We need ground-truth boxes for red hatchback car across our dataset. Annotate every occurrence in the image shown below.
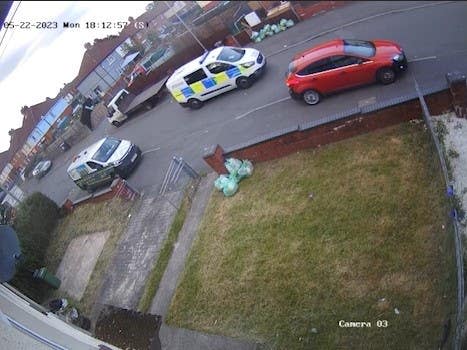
[286,39,408,105]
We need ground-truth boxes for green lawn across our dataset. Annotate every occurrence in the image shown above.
[166,123,456,349]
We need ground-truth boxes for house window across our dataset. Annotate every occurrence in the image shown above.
[93,86,104,97]
[106,56,115,65]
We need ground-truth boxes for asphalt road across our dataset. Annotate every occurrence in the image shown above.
[22,1,467,205]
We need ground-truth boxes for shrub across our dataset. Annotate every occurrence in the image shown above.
[10,192,59,301]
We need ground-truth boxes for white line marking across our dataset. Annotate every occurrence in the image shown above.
[235,96,291,120]
[408,56,437,62]
[142,147,161,155]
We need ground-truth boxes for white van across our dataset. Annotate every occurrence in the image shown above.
[166,46,266,109]
[67,137,141,192]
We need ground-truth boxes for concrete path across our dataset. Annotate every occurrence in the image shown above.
[97,186,184,310]
[149,172,257,350]
[149,173,215,316]
[159,324,256,350]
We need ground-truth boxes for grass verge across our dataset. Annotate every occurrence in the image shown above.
[166,123,457,349]
[137,180,198,313]
[45,197,136,315]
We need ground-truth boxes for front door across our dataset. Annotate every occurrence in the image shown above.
[328,55,373,89]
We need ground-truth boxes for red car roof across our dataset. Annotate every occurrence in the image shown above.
[291,39,344,73]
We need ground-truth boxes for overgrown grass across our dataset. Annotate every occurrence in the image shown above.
[45,197,136,315]
[167,123,457,349]
[137,181,198,313]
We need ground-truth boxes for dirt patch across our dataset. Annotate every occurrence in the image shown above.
[95,305,162,350]
[56,231,110,300]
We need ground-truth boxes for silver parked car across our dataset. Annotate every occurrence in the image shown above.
[32,160,52,179]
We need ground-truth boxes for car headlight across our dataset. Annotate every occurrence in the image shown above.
[393,53,404,62]
[241,61,255,69]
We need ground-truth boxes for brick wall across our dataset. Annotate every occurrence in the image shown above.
[61,177,139,214]
[204,88,456,174]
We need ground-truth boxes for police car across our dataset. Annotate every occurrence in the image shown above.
[166,46,266,109]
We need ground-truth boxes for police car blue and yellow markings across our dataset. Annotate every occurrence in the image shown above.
[171,66,249,102]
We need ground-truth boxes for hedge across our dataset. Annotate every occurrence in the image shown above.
[10,192,59,301]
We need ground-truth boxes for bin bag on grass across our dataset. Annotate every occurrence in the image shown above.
[225,158,242,176]
[223,177,239,197]
[214,174,229,191]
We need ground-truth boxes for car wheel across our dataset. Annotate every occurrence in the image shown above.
[236,76,252,89]
[112,121,121,127]
[188,98,203,110]
[303,90,321,105]
[144,100,153,110]
[377,67,396,85]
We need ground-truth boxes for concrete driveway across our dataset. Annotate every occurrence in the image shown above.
[21,1,467,204]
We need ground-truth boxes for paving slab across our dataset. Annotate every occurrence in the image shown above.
[56,231,110,300]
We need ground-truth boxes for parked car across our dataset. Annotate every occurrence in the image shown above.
[285,39,408,105]
[32,160,52,179]
[67,137,141,192]
[166,46,266,109]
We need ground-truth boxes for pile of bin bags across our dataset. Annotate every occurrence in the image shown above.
[214,158,254,197]
[250,19,295,43]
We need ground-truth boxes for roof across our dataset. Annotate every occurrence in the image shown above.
[67,138,106,172]
[203,47,223,65]
[2,96,59,169]
[77,35,127,80]
[72,6,167,88]
[291,39,343,70]
[0,151,8,171]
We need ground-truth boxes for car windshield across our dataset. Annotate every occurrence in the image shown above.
[343,39,376,58]
[217,47,245,62]
[38,161,48,171]
[34,162,45,171]
[92,138,121,162]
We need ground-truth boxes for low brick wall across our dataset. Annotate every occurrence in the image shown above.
[203,85,460,174]
[61,178,139,214]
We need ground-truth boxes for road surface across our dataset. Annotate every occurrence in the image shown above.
[22,1,467,204]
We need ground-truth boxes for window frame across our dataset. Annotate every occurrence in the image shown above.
[183,68,208,85]
[106,55,116,66]
[86,161,103,171]
[205,62,235,75]
[329,55,362,69]
[296,58,334,76]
